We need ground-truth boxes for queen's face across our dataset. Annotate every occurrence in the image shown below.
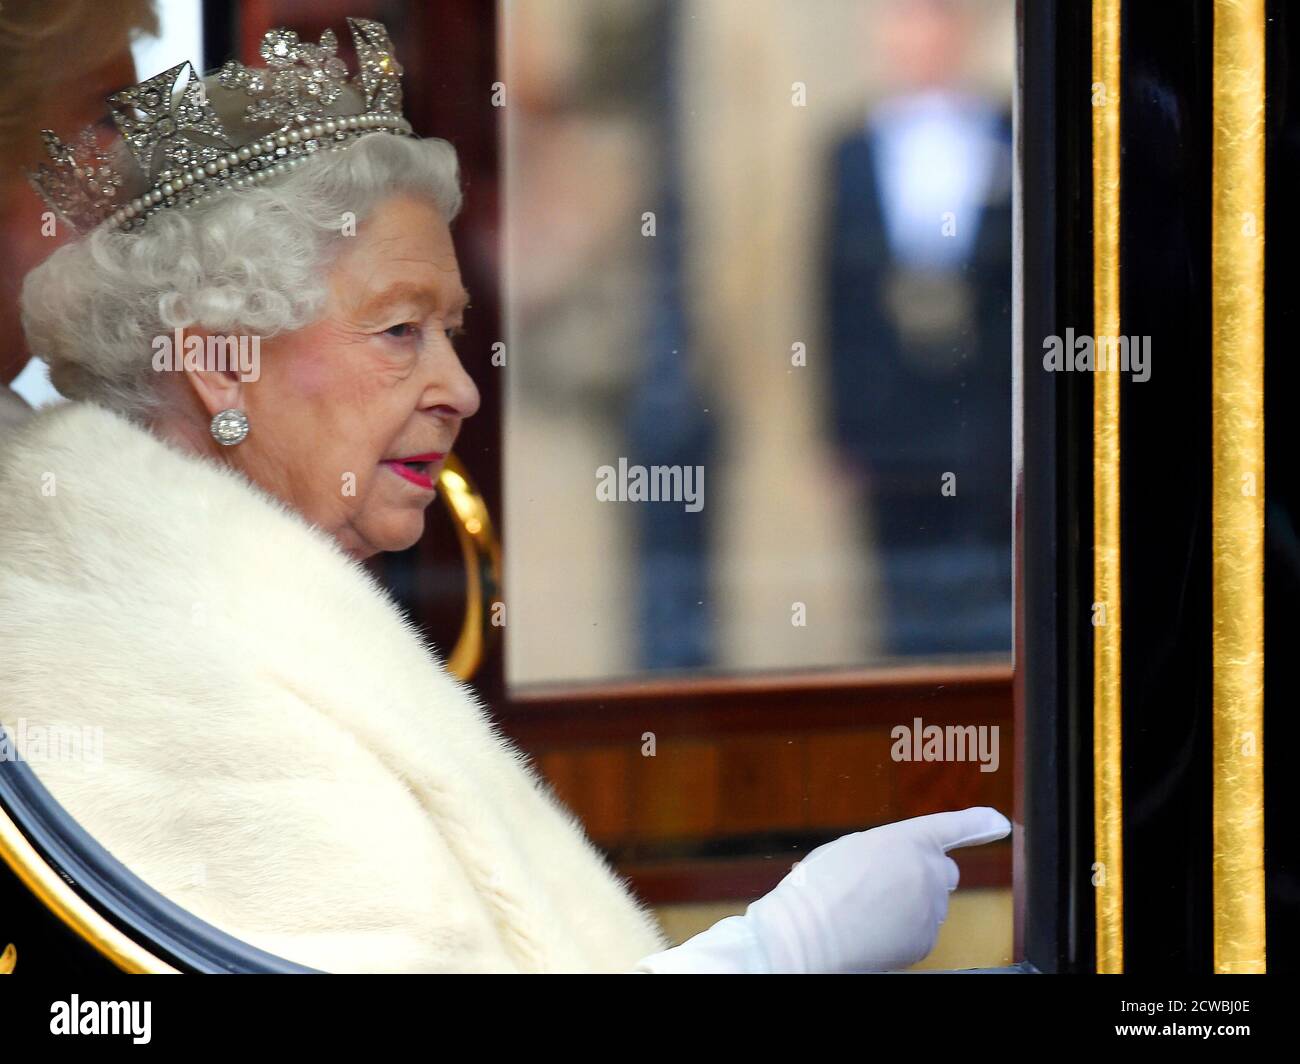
[226,194,479,559]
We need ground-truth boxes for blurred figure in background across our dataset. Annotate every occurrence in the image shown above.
[825,0,1013,656]
[505,1,713,678]
[0,0,156,429]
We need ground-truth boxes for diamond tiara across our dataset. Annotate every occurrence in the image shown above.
[28,17,414,235]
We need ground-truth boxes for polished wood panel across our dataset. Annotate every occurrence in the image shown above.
[515,666,1013,903]
[623,846,1012,907]
[500,662,1011,739]
[805,730,895,828]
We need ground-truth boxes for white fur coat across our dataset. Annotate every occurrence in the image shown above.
[0,401,670,972]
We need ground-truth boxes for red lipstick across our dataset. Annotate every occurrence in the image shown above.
[381,452,445,491]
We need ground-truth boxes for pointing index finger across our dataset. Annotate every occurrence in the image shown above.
[907,807,1012,852]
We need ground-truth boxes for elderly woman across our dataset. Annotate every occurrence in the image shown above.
[0,19,1008,973]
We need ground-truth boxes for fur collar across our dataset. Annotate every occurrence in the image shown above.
[0,401,668,972]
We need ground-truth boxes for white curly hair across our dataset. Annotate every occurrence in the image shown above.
[20,130,462,421]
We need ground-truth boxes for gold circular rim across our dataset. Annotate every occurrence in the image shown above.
[0,798,176,973]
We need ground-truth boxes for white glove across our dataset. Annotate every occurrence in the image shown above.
[633,806,1010,973]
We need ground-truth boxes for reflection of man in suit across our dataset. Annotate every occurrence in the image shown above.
[826,0,1012,657]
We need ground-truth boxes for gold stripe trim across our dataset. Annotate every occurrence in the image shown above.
[0,800,176,973]
[1092,0,1124,975]
[1211,0,1267,974]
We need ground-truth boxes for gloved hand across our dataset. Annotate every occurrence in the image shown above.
[632,806,1010,973]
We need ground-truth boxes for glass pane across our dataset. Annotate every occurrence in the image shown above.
[502,0,1015,684]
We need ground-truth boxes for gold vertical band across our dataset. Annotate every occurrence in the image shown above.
[1091,0,1124,975]
[1211,0,1267,974]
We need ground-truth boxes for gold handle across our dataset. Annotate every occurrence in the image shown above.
[0,942,15,974]
[437,455,502,681]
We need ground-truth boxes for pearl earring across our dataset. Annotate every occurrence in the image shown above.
[210,409,249,446]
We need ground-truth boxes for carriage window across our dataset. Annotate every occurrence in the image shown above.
[502,0,1015,684]
[0,0,1018,976]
